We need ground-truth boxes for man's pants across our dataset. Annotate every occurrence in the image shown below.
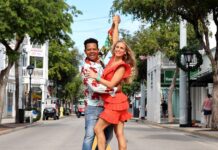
[82,105,113,150]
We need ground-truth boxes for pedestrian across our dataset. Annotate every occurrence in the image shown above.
[138,105,142,119]
[161,100,168,118]
[81,15,121,150]
[202,94,213,128]
[86,39,137,150]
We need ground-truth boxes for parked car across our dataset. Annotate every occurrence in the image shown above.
[43,107,59,120]
[75,99,85,118]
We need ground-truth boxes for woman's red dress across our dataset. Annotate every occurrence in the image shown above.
[99,57,132,124]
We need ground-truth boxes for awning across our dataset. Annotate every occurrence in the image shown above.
[191,68,213,87]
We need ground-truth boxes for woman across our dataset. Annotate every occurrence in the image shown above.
[87,39,136,150]
[202,94,213,128]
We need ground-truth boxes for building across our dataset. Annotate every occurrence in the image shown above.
[0,36,49,119]
[147,51,179,123]
[146,15,216,124]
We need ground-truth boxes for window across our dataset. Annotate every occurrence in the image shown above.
[22,54,27,66]
[32,44,41,48]
[150,72,153,89]
[30,56,43,68]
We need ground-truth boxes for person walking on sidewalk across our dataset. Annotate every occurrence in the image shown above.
[81,15,120,150]
[202,94,213,128]
[161,100,168,118]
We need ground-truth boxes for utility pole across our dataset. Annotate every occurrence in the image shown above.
[179,20,188,127]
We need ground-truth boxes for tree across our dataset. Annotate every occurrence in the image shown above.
[112,0,218,128]
[114,5,198,123]
[48,39,82,103]
[65,75,83,104]
[0,0,81,123]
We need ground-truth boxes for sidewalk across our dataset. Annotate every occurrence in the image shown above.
[0,115,71,136]
[133,118,218,139]
[0,117,40,136]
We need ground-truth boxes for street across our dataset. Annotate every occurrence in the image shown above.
[0,116,218,150]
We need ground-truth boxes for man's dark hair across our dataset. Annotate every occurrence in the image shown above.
[84,38,98,49]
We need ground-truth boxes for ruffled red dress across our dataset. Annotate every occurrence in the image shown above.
[99,57,132,124]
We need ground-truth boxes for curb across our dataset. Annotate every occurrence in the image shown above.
[0,122,42,136]
[0,115,72,136]
[131,118,218,139]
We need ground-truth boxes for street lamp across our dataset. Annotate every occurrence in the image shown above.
[27,64,34,109]
[183,50,194,127]
[176,47,203,127]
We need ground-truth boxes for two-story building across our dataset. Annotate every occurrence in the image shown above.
[0,36,49,119]
[147,52,179,123]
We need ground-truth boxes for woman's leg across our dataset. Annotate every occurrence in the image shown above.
[208,115,211,127]
[114,121,127,150]
[205,115,209,127]
[94,118,110,150]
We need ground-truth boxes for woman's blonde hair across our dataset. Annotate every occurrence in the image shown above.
[112,39,137,84]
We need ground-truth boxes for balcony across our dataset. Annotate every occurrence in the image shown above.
[161,57,176,69]
[22,68,43,77]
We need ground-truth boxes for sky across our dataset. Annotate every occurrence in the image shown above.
[67,0,141,55]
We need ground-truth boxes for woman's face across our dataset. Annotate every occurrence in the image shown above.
[114,42,126,58]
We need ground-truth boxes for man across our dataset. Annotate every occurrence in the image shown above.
[81,15,120,150]
[161,100,168,118]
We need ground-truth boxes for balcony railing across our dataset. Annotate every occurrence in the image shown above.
[161,57,176,68]
[22,68,43,77]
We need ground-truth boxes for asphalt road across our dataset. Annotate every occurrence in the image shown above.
[0,116,218,150]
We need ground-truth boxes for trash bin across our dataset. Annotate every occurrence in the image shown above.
[18,109,25,123]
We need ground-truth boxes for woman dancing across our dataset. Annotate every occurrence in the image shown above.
[87,39,136,150]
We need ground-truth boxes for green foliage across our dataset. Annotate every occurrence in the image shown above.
[112,0,217,24]
[0,0,81,61]
[48,39,82,100]
[65,75,83,102]
[122,81,141,96]
[0,0,81,43]
[49,40,78,81]
[6,49,20,63]
[115,1,200,97]
[112,0,217,48]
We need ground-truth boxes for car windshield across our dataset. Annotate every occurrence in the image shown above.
[79,101,84,105]
[46,108,54,111]
[78,100,84,105]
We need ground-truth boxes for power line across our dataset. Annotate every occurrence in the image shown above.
[72,19,135,33]
[72,27,107,33]
[74,16,110,22]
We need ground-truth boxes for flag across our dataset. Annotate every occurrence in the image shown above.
[99,27,114,59]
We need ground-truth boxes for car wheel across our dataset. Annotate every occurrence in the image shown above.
[46,116,49,120]
[77,112,81,118]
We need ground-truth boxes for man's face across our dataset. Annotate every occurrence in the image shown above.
[85,43,99,62]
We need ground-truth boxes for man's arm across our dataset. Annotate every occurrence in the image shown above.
[86,79,117,95]
[81,66,117,94]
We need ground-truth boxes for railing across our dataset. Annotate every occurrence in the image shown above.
[22,68,43,77]
[161,57,176,67]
